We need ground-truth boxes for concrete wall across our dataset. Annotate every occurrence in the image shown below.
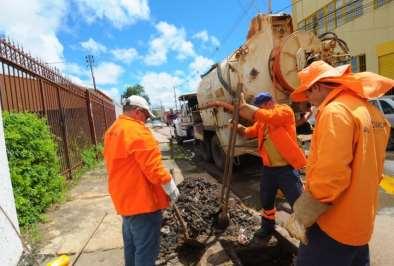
[0,105,23,265]
[292,0,394,73]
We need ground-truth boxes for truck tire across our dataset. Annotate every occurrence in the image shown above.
[211,135,225,170]
[196,139,212,162]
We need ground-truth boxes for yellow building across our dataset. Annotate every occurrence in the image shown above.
[292,0,394,79]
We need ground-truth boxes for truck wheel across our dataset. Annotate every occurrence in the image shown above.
[196,140,212,162]
[211,135,225,170]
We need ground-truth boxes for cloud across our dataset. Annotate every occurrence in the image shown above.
[144,21,195,66]
[75,0,150,28]
[62,62,91,86]
[193,31,209,42]
[81,38,107,54]
[187,56,214,90]
[140,72,182,107]
[63,61,123,89]
[189,56,214,75]
[94,62,124,85]
[210,36,220,47]
[193,30,220,48]
[111,48,138,63]
[0,0,66,63]
[68,74,89,87]
[101,87,121,103]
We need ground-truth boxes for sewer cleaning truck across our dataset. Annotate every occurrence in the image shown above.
[180,13,351,169]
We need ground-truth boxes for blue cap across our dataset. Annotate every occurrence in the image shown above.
[254,92,273,106]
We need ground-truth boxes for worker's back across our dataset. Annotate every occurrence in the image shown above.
[309,91,390,245]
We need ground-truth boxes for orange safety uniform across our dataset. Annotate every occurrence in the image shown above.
[307,87,390,245]
[244,104,307,170]
[103,115,171,216]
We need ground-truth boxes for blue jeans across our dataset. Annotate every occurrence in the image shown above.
[297,224,370,266]
[122,211,162,266]
[260,165,303,230]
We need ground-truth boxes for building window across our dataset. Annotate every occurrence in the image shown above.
[346,0,363,22]
[299,0,367,34]
[305,16,314,32]
[375,0,393,8]
[336,0,346,27]
[316,8,326,35]
[297,20,306,31]
[351,54,366,72]
[327,2,336,31]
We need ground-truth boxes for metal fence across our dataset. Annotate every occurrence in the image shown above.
[0,38,116,178]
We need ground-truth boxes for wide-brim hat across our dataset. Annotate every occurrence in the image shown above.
[291,61,351,102]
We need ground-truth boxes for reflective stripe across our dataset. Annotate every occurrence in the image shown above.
[262,213,275,220]
[263,208,276,215]
[261,208,276,220]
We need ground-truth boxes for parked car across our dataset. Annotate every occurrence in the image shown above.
[150,118,166,128]
[370,97,394,150]
[369,97,394,126]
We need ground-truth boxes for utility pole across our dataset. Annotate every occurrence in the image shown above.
[173,87,178,111]
[85,55,97,91]
[160,100,164,119]
[268,0,272,14]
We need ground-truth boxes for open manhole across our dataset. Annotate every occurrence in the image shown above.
[221,233,297,266]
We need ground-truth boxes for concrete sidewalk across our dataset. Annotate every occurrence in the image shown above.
[38,127,182,265]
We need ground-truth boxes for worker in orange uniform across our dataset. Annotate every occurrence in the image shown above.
[286,60,394,266]
[104,95,179,266]
[235,92,307,239]
[203,92,307,238]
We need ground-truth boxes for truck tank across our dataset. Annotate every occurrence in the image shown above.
[196,13,350,168]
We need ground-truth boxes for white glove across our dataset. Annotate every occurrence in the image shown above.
[285,214,308,245]
[162,178,180,203]
[285,191,329,245]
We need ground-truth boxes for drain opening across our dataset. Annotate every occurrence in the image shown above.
[221,234,297,266]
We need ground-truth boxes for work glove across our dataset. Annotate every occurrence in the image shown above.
[238,93,258,122]
[162,178,180,203]
[285,191,329,245]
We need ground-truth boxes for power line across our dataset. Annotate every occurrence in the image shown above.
[209,0,256,60]
[210,0,304,62]
[274,0,303,13]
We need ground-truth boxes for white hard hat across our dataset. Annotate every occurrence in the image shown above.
[124,95,155,118]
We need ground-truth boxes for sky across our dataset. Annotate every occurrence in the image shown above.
[0,0,291,108]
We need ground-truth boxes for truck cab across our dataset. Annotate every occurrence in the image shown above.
[174,93,200,144]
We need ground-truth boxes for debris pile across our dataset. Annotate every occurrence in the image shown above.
[158,176,260,265]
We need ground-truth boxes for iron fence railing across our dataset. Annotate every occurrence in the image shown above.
[0,38,116,178]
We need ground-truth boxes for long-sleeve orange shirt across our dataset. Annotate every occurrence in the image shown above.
[244,104,306,169]
[104,115,171,216]
[307,88,390,245]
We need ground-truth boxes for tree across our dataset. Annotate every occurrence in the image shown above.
[121,84,150,104]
